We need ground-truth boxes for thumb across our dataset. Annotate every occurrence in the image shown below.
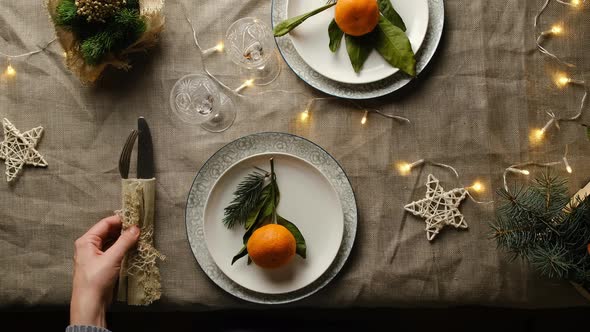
[106,225,140,264]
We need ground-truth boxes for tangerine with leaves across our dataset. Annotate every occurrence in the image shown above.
[247,224,297,269]
[334,0,380,36]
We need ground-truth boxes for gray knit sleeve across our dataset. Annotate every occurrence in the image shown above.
[65,325,112,332]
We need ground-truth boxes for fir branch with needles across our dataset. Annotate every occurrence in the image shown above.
[222,171,268,229]
[491,171,590,287]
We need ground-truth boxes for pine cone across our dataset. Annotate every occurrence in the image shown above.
[75,0,127,23]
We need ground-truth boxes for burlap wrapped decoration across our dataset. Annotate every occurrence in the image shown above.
[116,178,164,305]
[46,0,165,85]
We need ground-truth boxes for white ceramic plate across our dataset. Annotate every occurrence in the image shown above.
[203,153,344,294]
[287,0,429,84]
[186,132,357,304]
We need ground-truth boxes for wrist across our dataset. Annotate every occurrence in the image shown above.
[70,288,108,328]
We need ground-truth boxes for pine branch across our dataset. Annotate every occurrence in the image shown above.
[55,0,78,26]
[533,172,569,218]
[222,171,267,229]
[528,242,574,279]
[492,171,590,284]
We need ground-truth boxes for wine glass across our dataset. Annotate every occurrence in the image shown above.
[169,74,236,132]
[225,17,281,86]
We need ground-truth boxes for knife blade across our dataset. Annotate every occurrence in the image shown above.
[137,116,155,179]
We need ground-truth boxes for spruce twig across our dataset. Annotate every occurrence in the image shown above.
[491,171,590,286]
[222,171,268,229]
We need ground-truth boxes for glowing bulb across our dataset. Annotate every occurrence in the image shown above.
[470,181,484,193]
[202,42,225,55]
[4,64,16,77]
[300,110,309,121]
[235,79,255,93]
[534,128,545,140]
[396,159,425,176]
[556,74,571,87]
[397,163,412,175]
[507,167,530,176]
[550,25,563,35]
[572,0,581,7]
[63,52,68,58]
[563,156,573,173]
[361,110,368,125]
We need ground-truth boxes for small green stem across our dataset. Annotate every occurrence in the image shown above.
[270,157,275,175]
[270,157,277,224]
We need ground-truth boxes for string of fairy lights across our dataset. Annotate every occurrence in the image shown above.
[185,16,411,126]
[395,0,586,198]
[2,1,587,199]
[0,38,56,79]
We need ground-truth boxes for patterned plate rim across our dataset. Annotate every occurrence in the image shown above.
[185,132,358,304]
[271,0,445,100]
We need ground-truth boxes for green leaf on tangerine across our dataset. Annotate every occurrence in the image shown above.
[277,215,307,259]
[345,34,373,73]
[231,245,248,265]
[377,0,406,31]
[328,19,344,52]
[374,16,416,77]
[273,2,336,37]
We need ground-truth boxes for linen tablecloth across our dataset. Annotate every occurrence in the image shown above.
[1,0,590,309]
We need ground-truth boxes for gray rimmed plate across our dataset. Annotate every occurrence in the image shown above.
[271,0,445,99]
[185,132,357,304]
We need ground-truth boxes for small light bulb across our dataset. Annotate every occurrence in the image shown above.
[556,74,571,87]
[507,167,530,176]
[532,128,545,141]
[396,159,424,176]
[4,64,16,77]
[563,156,573,173]
[397,162,412,175]
[550,25,563,35]
[470,181,484,193]
[215,42,224,52]
[361,110,368,125]
[572,0,581,7]
[300,110,309,121]
[235,79,255,93]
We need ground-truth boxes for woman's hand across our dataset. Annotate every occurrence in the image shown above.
[70,215,139,327]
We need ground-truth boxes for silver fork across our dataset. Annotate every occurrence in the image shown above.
[118,129,138,179]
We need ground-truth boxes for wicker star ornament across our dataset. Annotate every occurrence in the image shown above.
[0,118,47,182]
[404,174,468,241]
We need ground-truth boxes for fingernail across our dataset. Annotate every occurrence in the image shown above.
[128,226,140,236]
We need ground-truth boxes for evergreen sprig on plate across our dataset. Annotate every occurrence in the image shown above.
[273,0,416,76]
[491,172,590,286]
[222,158,307,265]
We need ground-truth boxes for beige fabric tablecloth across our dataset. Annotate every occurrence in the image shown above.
[1,0,590,309]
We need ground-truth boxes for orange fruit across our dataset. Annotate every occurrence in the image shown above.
[247,224,296,269]
[334,0,380,37]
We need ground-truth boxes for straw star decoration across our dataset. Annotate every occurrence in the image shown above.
[0,118,47,182]
[404,174,468,241]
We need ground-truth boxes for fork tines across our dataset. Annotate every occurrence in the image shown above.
[119,129,138,179]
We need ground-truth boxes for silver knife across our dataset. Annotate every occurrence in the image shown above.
[137,117,155,179]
